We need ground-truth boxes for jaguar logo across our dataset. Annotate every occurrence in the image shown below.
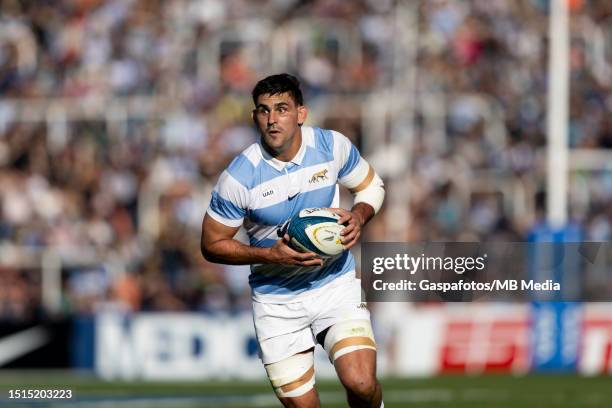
[309,169,328,183]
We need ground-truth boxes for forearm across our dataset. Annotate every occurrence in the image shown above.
[351,202,375,226]
[201,238,271,265]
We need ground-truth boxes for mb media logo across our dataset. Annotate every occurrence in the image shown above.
[309,169,328,183]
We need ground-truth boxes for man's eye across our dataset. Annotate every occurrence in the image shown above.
[278,107,287,113]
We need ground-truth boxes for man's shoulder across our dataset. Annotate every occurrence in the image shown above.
[306,126,354,158]
[223,143,261,189]
[306,126,343,154]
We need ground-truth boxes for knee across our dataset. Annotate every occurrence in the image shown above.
[342,373,379,400]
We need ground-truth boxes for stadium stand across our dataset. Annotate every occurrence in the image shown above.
[0,0,611,320]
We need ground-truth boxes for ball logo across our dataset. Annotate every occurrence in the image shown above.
[312,226,342,246]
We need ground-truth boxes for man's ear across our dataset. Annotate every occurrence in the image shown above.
[297,105,308,126]
[251,109,257,124]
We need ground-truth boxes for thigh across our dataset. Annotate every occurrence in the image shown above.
[253,300,316,365]
[334,348,382,408]
[307,276,377,365]
[310,276,370,338]
[319,318,379,402]
[334,347,377,381]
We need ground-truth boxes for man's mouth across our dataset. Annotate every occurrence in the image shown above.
[267,129,281,134]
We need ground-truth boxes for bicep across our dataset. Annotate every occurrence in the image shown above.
[201,213,241,249]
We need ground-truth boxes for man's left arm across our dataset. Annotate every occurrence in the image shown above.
[329,132,385,248]
[332,166,385,248]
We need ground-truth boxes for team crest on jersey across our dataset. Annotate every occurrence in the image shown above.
[309,168,328,184]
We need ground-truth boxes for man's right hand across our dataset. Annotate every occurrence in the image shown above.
[267,234,324,266]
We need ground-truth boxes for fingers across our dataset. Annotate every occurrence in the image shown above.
[325,207,343,214]
[326,207,350,224]
[334,209,352,225]
[326,208,362,246]
[341,230,356,245]
[337,214,351,225]
[276,238,324,266]
[293,250,319,260]
[298,258,325,266]
[341,229,360,247]
[341,223,355,237]
[294,251,324,266]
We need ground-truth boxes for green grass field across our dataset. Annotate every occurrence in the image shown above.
[0,370,610,407]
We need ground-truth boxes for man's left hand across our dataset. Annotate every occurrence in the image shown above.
[326,208,364,249]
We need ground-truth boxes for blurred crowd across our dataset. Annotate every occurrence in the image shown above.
[0,0,611,321]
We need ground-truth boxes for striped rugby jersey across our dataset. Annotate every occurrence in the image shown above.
[207,126,371,303]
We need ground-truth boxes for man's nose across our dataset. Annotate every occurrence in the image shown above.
[267,110,278,125]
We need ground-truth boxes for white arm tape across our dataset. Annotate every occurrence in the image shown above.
[353,171,385,214]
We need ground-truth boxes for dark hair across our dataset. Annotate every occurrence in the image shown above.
[251,73,304,106]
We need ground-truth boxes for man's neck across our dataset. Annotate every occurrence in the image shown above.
[263,129,302,162]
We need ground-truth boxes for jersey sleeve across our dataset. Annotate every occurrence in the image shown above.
[332,130,372,190]
[206,170,249,227]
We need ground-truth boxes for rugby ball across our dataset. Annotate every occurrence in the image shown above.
[287,208,346,257]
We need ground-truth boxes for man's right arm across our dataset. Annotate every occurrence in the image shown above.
[201,213,323,267]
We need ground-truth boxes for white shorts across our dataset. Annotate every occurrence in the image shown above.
[252,272,371,364]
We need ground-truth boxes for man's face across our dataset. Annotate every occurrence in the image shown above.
[252,92,307,154]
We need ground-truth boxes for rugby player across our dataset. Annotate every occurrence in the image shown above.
[201,74,385,408]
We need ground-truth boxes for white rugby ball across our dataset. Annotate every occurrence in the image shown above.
[287,208,346,257]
